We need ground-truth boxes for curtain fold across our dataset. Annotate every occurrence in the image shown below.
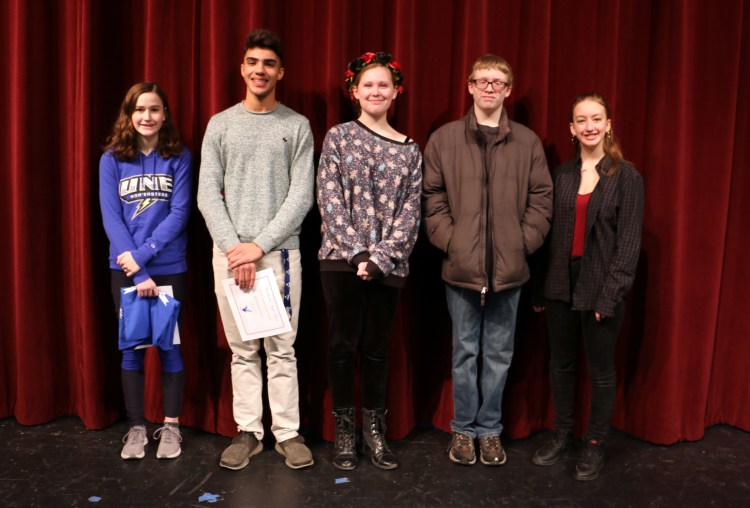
[1,0,746,445]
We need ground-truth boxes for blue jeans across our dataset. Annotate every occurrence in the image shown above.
[445,284,521,438]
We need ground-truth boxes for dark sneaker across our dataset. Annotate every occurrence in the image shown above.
[532,429,572,466]
[448,432,476,465]
[121,425,148,460]
[275,435,314,469]
[154,425,182,459]
[479,435,507,466]
[574,439,605,481]
[220,431,263,470]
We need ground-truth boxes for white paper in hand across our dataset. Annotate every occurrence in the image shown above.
[221,268,292,341]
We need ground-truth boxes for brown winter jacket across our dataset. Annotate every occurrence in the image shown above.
[422,108,553,293]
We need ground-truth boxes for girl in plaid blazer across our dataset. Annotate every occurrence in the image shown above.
[532,93,644,481]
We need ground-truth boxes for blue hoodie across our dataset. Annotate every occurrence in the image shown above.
[99,147,192,284]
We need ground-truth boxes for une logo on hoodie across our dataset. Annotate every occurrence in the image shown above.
[119,174,174,219]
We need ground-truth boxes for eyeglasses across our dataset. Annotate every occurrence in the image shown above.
[471,79,509,91]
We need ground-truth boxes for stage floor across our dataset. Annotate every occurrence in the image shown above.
[1,417,747,507]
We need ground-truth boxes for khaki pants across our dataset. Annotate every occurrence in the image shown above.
[212,244,301,442]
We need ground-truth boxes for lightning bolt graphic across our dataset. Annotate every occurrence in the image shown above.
[132,198,156,219]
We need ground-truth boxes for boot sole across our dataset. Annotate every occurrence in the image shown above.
[333,462,357,471]
[532,454,561,466]
[370,456,398,470]
[574,470,601,481]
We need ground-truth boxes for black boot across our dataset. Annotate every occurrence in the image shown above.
[574,439,605,481]
[532,429,573,466]
[332,407,357,470]
[361,408,398,470]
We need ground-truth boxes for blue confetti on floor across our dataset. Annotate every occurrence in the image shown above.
[335,477,350,484]
[198,492,220,503]
[88,496,102,503]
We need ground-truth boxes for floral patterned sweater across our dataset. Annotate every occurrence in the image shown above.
[317,120,422,282]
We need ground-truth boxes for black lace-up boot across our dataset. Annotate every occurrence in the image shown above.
[332,407,357,470]
[361,408,398,470]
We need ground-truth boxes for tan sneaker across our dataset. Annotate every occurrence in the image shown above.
[479,435,506,466]
[275,435,314,469]
[220,431,263,470]
[448,432,476,465]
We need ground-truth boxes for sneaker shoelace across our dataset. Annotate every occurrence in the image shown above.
[453,433,472,450]
[123,426,146,444]
[482,436,501,451]
[154,426,182,444]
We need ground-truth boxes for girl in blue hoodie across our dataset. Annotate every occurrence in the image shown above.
[100,82,191,460]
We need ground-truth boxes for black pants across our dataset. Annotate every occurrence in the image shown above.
[321,271,401,410]
[546,258,624,442]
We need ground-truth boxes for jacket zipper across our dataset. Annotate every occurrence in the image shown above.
[481,139,492,306]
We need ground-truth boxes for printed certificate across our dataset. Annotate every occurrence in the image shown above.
[221,268,292,341]
[157,285,181,345]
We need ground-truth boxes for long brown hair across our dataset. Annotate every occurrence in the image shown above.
[571,92,625,176]
[103,82,182,161]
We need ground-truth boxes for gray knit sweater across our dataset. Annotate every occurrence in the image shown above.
[198,103,314,253]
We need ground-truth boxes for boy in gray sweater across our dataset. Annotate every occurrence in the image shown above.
[197,29,314,470]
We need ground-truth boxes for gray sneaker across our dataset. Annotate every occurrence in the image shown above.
[275,435,314,469]
[220,431,263,470]
[154,425,182,459]
[121,425,148,460]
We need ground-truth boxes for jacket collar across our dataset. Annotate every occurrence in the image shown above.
[464,106,511,145]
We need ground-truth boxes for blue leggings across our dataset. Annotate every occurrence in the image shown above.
[111,271,187,425]
[122,345,183,372]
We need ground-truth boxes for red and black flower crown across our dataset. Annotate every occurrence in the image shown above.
[344,51,404,97]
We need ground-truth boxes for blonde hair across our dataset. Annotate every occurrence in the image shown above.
[467,54,513,87]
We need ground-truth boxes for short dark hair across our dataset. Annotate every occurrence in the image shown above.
[244,29,284,63]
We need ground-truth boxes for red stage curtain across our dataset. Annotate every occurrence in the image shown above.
[1,0,747,445]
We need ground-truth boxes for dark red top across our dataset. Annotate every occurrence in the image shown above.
[570,192,592,256]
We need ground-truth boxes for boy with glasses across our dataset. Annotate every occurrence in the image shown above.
[422,54,552,466]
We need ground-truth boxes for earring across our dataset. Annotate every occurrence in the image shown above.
[571,135,577,143]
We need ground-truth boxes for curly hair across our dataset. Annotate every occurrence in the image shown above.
[103,82,183,161]
[345,51,404,98]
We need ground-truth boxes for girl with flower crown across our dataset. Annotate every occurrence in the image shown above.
[316,52,422,470]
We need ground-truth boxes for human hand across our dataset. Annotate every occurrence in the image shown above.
[357,261,371,281]
[595,312,606,322]
[234,262,257,290]
[227,242,265,270]
[117,251,141,277]
[136,278,159,297]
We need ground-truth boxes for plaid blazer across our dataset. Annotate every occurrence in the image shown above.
[544,157,644,316]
